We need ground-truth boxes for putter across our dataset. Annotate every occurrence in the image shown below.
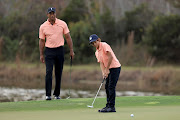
[66,56,72,99]
[87,78,106,108]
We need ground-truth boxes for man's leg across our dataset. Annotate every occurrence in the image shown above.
[45,55,55,97]
[53,47,64,97]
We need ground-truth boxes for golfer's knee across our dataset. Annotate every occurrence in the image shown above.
[109,85,115,90]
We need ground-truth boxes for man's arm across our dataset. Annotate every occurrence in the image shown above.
[65,33,75,59]
[39,39,45,63]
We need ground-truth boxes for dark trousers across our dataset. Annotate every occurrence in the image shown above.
[105,67,121,108]
[45,46,64,96]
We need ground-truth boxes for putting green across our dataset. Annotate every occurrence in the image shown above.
[0,106,179,120]
[0,96,180,120]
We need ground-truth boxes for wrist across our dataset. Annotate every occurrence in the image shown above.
[105,67,109,70]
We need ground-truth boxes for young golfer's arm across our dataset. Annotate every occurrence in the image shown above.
[39,39,45,63]
[104,51,113,78]
[100,62,105,76]
[106,51,113,69]
[65,33,75,59]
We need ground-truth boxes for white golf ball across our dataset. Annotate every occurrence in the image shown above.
[130,114,134,117]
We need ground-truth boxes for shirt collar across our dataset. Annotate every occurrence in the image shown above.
[97,42,102,51]
[47,18,57,25]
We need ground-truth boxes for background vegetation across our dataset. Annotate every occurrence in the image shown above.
[0,64,179,95]
[0,0,180,96]
[0,0,180,65]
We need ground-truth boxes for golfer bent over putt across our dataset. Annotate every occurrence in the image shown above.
[89,34,121,112]
[39,7,74,100]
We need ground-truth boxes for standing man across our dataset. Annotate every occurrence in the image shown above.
[39,7,74,100]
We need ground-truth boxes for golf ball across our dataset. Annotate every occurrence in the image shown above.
[130,114,134,117]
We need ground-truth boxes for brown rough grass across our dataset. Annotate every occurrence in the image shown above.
[0,64,179,95]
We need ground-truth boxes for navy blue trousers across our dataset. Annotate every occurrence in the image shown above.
[105,67,121,108]
[45,46,64,96]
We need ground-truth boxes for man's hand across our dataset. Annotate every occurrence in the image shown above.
[70,49,75,59]
[40,55,45,63]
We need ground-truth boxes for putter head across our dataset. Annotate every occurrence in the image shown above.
[87,105,93,108]
[66,96,70,99]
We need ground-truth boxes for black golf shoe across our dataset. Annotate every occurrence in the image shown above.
[46,96,51,100]
[98,106,108,112]
[98,107,116,113]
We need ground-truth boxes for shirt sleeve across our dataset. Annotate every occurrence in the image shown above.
[103,43,111,53]
[39,25,45,40]
[63,22,70,34]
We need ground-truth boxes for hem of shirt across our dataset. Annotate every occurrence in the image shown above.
[39,37,45,40]
[45,45,64,48]
[64,31,70,35]
[109,65,121,69]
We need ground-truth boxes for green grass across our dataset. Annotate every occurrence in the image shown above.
[1,62,180,72]
[0,96,180,120]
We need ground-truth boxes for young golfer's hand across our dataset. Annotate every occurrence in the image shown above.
[104,68,110,78]
[102,72,105,79]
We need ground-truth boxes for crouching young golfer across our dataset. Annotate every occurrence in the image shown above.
[89,34,121,113]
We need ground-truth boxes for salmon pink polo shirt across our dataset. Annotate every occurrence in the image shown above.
[39,18,70,48]
[95,42,121,69]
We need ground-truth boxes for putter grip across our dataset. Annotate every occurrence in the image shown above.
[102,78,106,83]
[70,56,72,66]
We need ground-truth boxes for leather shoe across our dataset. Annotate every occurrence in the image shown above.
[46,96,51,100]
[54,96,61,99]
[98,106,108,112]
[98,107,116,112]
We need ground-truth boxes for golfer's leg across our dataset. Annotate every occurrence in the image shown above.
[105,75,110,107]
[53,47,64,96]
[108,67,120,108]
[45,55,54,96]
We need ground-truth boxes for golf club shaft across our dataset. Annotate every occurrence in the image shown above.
[68,56,72,96]
[91,78,105,106]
